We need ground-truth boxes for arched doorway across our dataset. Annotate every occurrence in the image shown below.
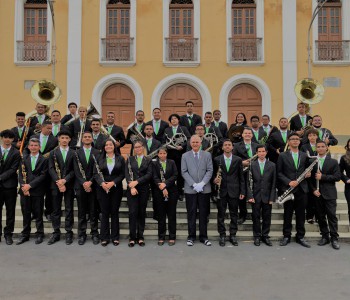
[102,83,135,155]
[227,83,262,126]
[160,83,202,122]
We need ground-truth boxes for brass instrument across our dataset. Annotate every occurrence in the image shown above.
[227,125,244,142]
[259,126,278,145]
[76,102,100,148]
[294,78,324,105]
[74,151,87,181]
[146,148,160,159]
[322,129,330,142]
[127,122,145,143]
[203,132,218,153]
[92,154,108,193]
[165,132,187,150]
[159,161,168,201]
[276,157,319,205]
[99,123,117,144]
[243,153,258,172]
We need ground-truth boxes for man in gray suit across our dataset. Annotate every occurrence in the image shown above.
[181,135,213,246]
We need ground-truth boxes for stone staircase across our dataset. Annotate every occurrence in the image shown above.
[3,183,350,242]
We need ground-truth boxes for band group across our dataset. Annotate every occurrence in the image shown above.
[0,100,350,250]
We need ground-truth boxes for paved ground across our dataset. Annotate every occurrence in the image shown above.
[0,238,350,300]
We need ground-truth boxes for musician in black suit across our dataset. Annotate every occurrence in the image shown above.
[277,133,311,248]
[17,138,48,245]
[213,139,245,247]
[163,114,191,200]
[51,110,69,137]
[0,130,21,245]
[126,110,146,155]
[47,131,75,245]
[233,127,258,224]
[340,139,350,226]
[212,110,228,138]
[180,100,202,135]
[228,112,247,144]
[60,102,77,125]
[94,139,125,247]
[250,115,267,144]
[90,118,107,151]
[125,140,153,247]
[186,124,210,151]
[11,112,34,150]
[289,102,312,135]
[203,111,223,156]
[261,115,273,135]
[29,103,50,132]
[310,141,341,250]
[266,117,291,163]
[74,131,100,245]
[145,108,169,143]
[247,145,276,246]
[104,111,126,154]
[152,147,178,246]
[68,106,92,148]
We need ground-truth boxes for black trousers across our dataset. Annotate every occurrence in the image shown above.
[0,187,17,237]
[185,193,210,241]
[252,201,272,238]
[168,150,184,197]
[51,188,74,237]
[306,191,317,221]
[315,196,339,240]
[216,195,238,237]
[345,185,350,225]
[20,194,44,238]
[127,187,149,241]
[44,178,53,216]
[150,182,159,220]
[239,173,249,219]
[154,190,178,240]
[76,187,99,238]
[282,190,307,240]
[97,186,122,241]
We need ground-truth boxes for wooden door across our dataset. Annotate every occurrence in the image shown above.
[228,83,262,126]
[160,83,202,123]
[102,83,135,156]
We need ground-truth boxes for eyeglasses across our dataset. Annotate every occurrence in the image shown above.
[134,145,143,149]
[289,138,300,141]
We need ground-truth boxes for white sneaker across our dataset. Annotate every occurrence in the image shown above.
[186,239,194,246]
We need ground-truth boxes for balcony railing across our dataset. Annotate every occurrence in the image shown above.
[229,38,263,62]
[165,38,198,62]
[17,41,50,62]
[101,37,134,61]
[315,40,350,62]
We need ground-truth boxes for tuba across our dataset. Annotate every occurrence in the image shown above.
[294,78,324,105]
[127,122,145,143]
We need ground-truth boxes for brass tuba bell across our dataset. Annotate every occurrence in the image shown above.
[30,79,62,106]
[294,78,324,105]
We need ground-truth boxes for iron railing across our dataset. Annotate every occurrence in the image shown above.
[17,40,50,61]
[229,38,263,62]
[315,40,350,62]
[165,37,198,61]
[101,37,134,61]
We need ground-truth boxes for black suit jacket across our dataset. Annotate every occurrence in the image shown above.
[309,156,341,200]
[213,155,246,199]
[162,126,191,149]
[73,147,101,188]
[27,133,58,156]
[125,156,152,191]
[301,127,338,146]
[93,155,125,188]
[18,154,48,197]
[92,134,107,151]
[145,138,162,155]
[277,151,309,194]
[68,119,92,148]
[0,147,21,189]
[48,148,75,190]
[61,114,75,125]
[126,123,146,155]
[145,120,169,143]
[51,124,69,137]
[339,155,350,185]
[11,126,34,149]
[300,143,317,157]
[180,114,202,135]
[290,114,312,132]
[233,141,258,160]
[251,128,267,144]
[104,124,126,154]
[152,159,178,196]
[211,121,228,138]
[29,114,50,129]
[247,160,276,203]
[266,130,291,163]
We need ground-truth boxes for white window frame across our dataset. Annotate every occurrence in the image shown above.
[312,0,350,66]
[14,0,53,66]
[99,0,136,67]
[226,0,264,66]
[163,0,200,67]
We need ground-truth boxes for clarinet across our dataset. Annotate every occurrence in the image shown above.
[19,154,29,196]
[215,162,222,200]
[53,149,61,180]
[127,155,134,182]
[159,161,168,201]
[74,151,86,180]
[92,154,108,193]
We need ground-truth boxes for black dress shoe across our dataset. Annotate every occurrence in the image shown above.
[331,239,340,250]
[296,238,311,248]
[317,237,330,246]
[16,237,29,245]
[229,236,238,246]
[237,217,246,225]
[279,237,290,246]
[5,236,13,245]
[47,235,60,245]
[219,236,226,247]
[45,214,52,222]
[35,236,44,245]
[92,236,100,245]
[78,236,86,245]
[128,240,135,247]
[254,238,260,246]
[66,236,73,245]
[262,237,273,246]
[138,240,145,247]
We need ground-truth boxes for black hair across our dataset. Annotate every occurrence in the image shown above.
[287,132,300,140]
[185,100,194,106]
[101,138,120,156]
[235,113,247,125]
[57,130,71,138]
[250,115,260,122]
[51,110,61,115]
[0,129,15,139]
[153,107,161,112]
[256,144,267,151]
[168,114,180,122]
[68,102,77,108]
[16,112,26,117]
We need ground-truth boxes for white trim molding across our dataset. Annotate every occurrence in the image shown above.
[14,0,53,66]
[91,73,143,113]
[312,0,350,66]
[151,73,211,116]
[282,0,297,117]
[219,74,271,123]
[99,0,136,67]
[163,0,200,67]
[226,0,265,66]
[67,0,82,107]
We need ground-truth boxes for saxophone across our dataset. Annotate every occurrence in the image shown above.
[92,154,108,193]
[159,161,168,201]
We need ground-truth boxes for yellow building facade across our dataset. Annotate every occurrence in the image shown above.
[0,0,349,143]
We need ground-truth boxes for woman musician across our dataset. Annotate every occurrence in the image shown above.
[152,147,178,246]
[339,138,350,226]
[93,139,125,247]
